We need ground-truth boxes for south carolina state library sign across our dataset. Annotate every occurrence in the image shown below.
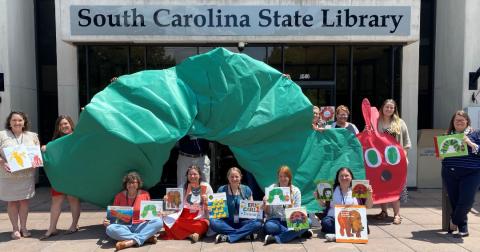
[70,5,411,36]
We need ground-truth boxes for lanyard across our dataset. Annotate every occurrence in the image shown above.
[229,185,241,215]
[339,189,348,205]
[11,130,23,145]
[125,191,137,207]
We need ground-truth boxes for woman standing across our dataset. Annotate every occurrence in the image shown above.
[317,167,373,241]
[210,167,262,243]
[104,172,163,250]
[162,165,213,243]
[41,115,81,239]
[331,105,359,135]
[376,99,411,225]
[0,111,40,239]
[442,110,480,238]
[263,165,313,245]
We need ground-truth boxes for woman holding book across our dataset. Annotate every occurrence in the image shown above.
[210,167,262,243]
[263,165,313,245]
[441,110,480,238]
[103,172,163,250]
[161,165,213,243]
[41,115,81,240]
[0,111,40,240]
[316,167,373,242]
[375,99,411,225]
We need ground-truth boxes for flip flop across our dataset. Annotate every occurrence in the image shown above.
[40,231,59,240]
[64,227,79,235]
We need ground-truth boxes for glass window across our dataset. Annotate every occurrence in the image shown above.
[351,46,393,129]
[87,45,129,101]
[129,46,146,73]
[146,46,196,69]
[241,46,267,62]
[335,46,351,110]
[284,46,334,81]
[267,46,283,72]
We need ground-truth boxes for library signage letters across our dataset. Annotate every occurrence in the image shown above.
[71,5,410,36]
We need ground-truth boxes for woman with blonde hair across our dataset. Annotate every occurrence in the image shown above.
[211,167,262,243]
[376,99,411,224]
[263,165,312,245]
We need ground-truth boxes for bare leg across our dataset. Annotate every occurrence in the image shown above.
[381,203,388,212]
[392,200,400,216]
[18,199,30,236]
[45,195,65,236]
[7,201,20,238]
[66,195,81,231]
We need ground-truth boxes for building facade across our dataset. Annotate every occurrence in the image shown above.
[0,0,479,188]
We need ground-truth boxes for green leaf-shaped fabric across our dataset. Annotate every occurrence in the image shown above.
[43,48,364,212]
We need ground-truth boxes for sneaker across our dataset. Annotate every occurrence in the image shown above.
[453,232,469,238]
[325,233,336,242]
[448,220,458,233]
[215,234,228,244]
[247,233,258,241]
[264,234,276,245]
[301,229,314,239]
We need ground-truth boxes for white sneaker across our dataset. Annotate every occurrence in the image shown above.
[264,234,276,245]
[325,233,336,242]
[215,234,228,244]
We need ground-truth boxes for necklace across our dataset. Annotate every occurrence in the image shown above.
[11,130,23,145]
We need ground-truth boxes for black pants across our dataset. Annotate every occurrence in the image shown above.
[442,166,480,233]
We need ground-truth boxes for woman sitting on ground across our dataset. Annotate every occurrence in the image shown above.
[210,167,263,243]
[162,165,213,243]
[263,165,313,245]
[103,172,163,250]
[316,167,373,242]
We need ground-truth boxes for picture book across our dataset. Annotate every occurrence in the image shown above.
[165,188,183,210]
[139,200,163,220]
[315,180,333,200]
[285,207,309,231]
[434,133,468,158]
[207,192,228,219]
[26,146,43,167]
[352,180,370,198]
[107,206,133,225]
[334,205,368,243]
[265,187,291,205]
[239,200,263,219]
[320,106,336,125]
[3,145,32,172]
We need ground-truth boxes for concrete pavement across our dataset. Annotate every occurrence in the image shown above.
[1,187,480,251]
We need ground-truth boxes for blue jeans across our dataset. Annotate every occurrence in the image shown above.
[209,218,262,243]
[442,166,480,233]
[321,215,335,234]
[106,218,163,245]
[264,218,308,243]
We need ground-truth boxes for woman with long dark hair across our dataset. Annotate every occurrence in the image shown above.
[41,115,81,239]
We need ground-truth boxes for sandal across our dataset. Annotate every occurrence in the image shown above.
[375,210,388,220]
[40,231,59,240]
[20,229,31,238]
[11,231,21,240]
[188,233,200,243]
[393,215,402,225]
[65,226,79,235]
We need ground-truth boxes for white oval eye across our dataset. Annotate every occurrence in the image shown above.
[384,146,401,165]
[364,148,381,168]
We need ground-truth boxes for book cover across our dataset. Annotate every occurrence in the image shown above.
[334,205,368,243]
[107,206,133,225]
[139,200,163,220]
[434,133,468,158]
[3,145,32,172]
[239,200,263,219]
[165,188,183,210]
[352,180,370,198]
[26,146,43,167]
[285,207,309,231]
[207,192,228,219]
[265,187,291,205]
[315,180,333,200]
[320,106,336,125]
